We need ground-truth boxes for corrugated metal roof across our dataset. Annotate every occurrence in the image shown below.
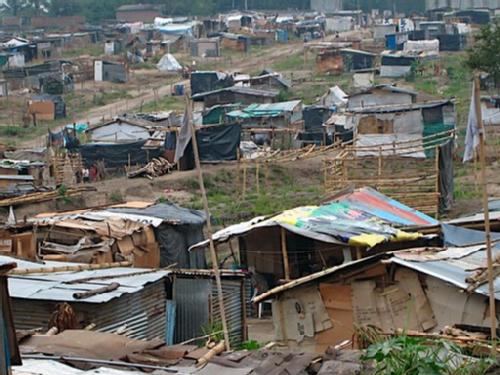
[348,100,453,114]
[0,175,34,181]
[390,242,500,300]
[192,86,279,100]
[0,255,169,304]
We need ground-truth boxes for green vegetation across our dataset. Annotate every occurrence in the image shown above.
[272,53,310,72]
[200,322,224,344]
[184,166,322,225]
[140,94,185,113]
[238,340,262,351]
[362,334,494,375]
[93,90,133,106]
[467,19,500,86]
[109,190,124,203]
[61,44,103,58]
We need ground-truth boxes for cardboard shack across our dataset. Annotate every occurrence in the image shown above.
[317,48,376,75]
[29,202,206,269]
[190,187,438,284]
[28,94,66,121]
[253,225,500,353]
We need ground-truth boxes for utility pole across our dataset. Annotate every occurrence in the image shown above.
[473,73,497,354]
[245,0,248,11]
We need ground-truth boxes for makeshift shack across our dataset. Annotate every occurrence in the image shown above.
[190,187,438,284]
[347,84,417,110]
[170,269,247,346]
[226,100,303,129]
[190,38,221,57]
[192,86,278,108]
[380,51,419,78]
[94,60,128,83]
[316,48,376,74]
[21,202,205,269]
[28,94,66,121]
[79,141,163,170]
[87,118,152,144]
[374,24,397,41]
[190,71,234,96]
[3,255,169,340]
[324,101,456,215]
[253,225,500,353]
[0,259,21,374]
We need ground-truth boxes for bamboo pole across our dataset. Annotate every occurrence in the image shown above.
[9,261,132,275]
[474,74,497,353]
[280,228,290,281]
[187,96,231,351]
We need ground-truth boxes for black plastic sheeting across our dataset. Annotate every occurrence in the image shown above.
[441,224,500,247]
[168,124,241,164]
[303,106,332,132]
[197,124,241,162]
[439,140,454,214]
[79,141,162,168]
[109,203,206,269]
[190,72,233,95]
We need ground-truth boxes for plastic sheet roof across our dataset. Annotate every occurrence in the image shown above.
[191,187,437,250]
[227,100,301,119]
[0,255,169,304]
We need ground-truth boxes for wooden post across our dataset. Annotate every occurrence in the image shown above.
[186,96,231,350]
[256,163,260,195]
[377,146,382,190]
[242,164,247,198]
[474,74,496,353]
[435,146,440,219]
[280,228,290,281]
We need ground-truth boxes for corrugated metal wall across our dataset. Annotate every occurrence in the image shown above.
[172,276,245,347]
[172,278,210,344]
[210,279,245,347]
[11,281,167,341]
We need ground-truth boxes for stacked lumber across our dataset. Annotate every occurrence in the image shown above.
[127,157,173,179]
[0,186,96,208]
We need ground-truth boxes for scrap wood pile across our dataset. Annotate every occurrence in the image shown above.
[0,186,97,207]
[15,329,372,374]
[127,157,174,179]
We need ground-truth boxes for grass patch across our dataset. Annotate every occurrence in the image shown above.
[140,94,185,113]
[183,166,322,226]
[61,44,103,58]
[272,52,309,71]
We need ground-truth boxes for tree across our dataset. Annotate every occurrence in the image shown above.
[48,0,82,16]
[467,20,500,85]
[3,0,27,16]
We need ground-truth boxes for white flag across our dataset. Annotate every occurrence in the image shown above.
[463,81,480,163]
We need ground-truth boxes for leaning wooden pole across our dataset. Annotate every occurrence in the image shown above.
[186,96,231,350]
[474,74,497,352]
